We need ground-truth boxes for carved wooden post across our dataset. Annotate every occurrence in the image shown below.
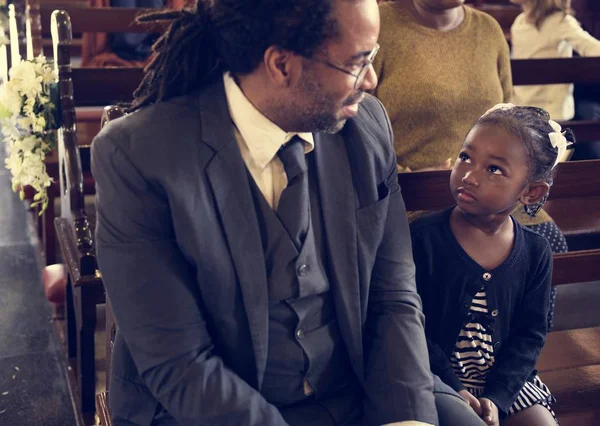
[51,10,99,421]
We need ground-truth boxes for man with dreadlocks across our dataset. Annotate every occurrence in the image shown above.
[91,0,487,425]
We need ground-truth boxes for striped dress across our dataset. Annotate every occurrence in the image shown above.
[451,288,557,421]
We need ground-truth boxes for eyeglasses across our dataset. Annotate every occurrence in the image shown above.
[308,43,380,89]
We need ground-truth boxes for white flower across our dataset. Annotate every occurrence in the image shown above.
[0,85,22,115]
[0,56,57,213]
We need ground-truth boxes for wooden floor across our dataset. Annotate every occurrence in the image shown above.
[0,148,77,425]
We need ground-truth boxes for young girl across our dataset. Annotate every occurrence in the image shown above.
[510,0,600,121]
[410,104,575,426]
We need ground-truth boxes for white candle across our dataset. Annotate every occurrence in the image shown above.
[0,25,7,87]
[25,5,33,60]
[0,45,7,87]
[8,5,20,67]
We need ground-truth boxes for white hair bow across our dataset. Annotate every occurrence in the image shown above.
[548,120,572,168]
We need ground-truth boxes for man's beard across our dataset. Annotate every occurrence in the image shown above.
[290,72,363,134]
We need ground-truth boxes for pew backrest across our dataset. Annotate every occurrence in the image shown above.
[51,9,96,275]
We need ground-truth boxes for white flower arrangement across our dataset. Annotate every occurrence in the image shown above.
[1,55,58,213]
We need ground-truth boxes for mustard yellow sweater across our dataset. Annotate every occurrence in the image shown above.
[373,3,513,170]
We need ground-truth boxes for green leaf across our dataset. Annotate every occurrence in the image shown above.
[0,103,12,119]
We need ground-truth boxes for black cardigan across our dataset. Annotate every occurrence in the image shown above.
[410,207,552,417]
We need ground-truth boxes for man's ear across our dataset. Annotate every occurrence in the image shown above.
[263,45,302,88]
[520,181,550,206]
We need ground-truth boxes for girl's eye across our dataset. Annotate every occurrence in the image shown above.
[489,165,503,175]
[459,153,471,163]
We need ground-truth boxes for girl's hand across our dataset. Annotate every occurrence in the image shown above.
[458,389,482,416]
[478,397,499,426]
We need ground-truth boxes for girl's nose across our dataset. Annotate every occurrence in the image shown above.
[462,170,479,187]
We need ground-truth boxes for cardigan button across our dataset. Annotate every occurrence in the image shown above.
[483,272,492,281]
[491,309,499,317]
[494,342,501,350]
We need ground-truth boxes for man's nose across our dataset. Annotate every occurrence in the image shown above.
[360,64,378,92]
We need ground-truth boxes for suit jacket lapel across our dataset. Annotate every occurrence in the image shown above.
[314,132,364,380]
[199,82,269,389]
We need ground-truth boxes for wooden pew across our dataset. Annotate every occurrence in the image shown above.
[51,10,104,425]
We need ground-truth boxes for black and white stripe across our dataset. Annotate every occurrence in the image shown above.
[451,290,494,390]
[451,288,557,422]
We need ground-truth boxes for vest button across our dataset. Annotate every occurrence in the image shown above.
[491,309,499,317]
[483,272,492,281]
[297,264,308,276]
[296,329,305,340]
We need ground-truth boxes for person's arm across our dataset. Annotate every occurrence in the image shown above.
[559,14,600,57]
[92,132,287,425]
[362,99,437,426]
[481,245,552,416]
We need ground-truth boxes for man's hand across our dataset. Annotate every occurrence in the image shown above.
[458,389,482,416]
[478,397,499,426]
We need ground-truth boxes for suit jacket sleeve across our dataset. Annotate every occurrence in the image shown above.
[362,99,438,426]
[92,132,287,425]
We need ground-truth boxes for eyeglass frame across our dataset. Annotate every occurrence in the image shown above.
[305,43,380,89]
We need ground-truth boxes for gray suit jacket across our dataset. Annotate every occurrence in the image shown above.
[91,80,437,426]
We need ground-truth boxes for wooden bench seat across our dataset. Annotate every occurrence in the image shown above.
[538,326,600,373]
[537,327,600,420]
[542,364,600,416]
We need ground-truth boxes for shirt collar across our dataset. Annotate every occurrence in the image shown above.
[223,72,314,169]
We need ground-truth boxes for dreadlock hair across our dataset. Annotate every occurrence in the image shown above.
[130,0,342,111]
[475,106,576,216]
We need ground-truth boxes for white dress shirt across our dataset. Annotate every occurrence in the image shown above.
[223,72,313,209]
[511,12,600,120]
[222,72,433,426]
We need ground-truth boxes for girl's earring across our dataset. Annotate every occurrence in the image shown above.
[523,192,550,218]
[523,202,541,218]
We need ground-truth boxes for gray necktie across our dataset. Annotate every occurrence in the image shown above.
[277,136,309,251]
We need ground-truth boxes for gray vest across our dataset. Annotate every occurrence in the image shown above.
[247,153,357,408]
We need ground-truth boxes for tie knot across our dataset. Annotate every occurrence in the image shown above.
[278,136,307,181]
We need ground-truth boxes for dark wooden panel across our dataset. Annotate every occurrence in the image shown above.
[553,250,600,286]
[512,57,600,86]
[551,160,600,199]
[398,160,600,211]
[473,4,520,30]
[40,6,167,35]
[560,120,600,142]
[72,67,143,106]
